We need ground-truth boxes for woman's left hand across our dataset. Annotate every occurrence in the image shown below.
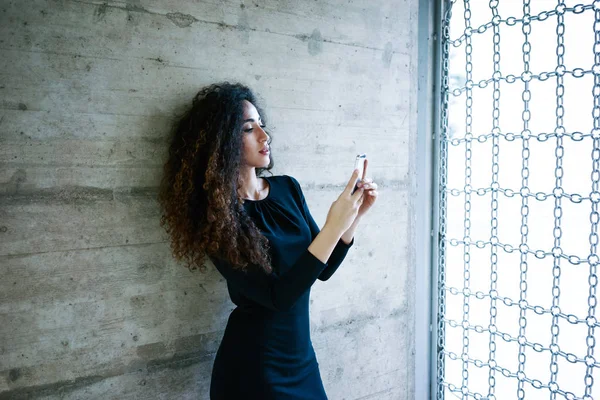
[356,159,378,219]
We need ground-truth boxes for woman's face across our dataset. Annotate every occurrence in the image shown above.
[241,100,270,168]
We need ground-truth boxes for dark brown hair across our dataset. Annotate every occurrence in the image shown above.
[158,82,274,274]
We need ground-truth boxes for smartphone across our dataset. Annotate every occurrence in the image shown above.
[352,153,367,194]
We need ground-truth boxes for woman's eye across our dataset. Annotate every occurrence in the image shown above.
[244,125,266,133]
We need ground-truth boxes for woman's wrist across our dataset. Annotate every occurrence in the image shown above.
[341,216,361,244]
[308,223,344,264]
[321,222,345,240]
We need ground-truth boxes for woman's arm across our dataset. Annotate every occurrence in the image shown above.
[307,223,345,264]
[341,215,361,245]
[210,223,345,312]
[289,176,355,281]
[210,175,361,312]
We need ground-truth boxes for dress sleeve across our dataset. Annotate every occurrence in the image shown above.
[288,176,354,281]
[209,250,328,312]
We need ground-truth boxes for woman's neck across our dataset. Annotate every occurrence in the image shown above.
[238,168,267,200]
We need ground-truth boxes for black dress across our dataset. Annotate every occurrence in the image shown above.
[209,175,354,400]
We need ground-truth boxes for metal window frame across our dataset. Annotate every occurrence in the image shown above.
[415,0,447,399]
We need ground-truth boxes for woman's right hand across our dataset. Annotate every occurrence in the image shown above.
[324,169,365,235]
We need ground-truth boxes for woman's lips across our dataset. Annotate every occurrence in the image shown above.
[259,149,269,155]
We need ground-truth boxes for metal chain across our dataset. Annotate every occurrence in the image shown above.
[444,237,590,266]
[448,3,594,47]
[437,2,600,399]
[515,2,531,398]
[437,0,453,398]
[444,289,600,327]
[445,185,591,206]
[461,1,473,398]
[450,69,595,98]
[584,7,600,399]
[548,1,566,398]
[487,1,500,398]
[447,130,592,145]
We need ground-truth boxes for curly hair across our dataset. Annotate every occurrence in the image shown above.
[158,82,274,274]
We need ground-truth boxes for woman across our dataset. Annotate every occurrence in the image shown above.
[158,82,378,399]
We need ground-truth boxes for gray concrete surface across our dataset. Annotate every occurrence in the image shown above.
[0,0,420,398]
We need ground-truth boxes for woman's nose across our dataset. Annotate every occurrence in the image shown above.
[259,127,269,142]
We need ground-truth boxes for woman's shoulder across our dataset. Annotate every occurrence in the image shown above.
[265,174,299,187]
[264,175,302,199]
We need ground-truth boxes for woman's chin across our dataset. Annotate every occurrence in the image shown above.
[258,157,270,168]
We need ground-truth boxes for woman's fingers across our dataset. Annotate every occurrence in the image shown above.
[357,180,378,191]
[344,169,361,195]
[351,186,365,203]
[357,192,365,205]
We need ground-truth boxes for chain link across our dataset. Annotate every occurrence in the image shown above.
[437,0,452,398]
[446,185,591,205]
[515,3,532,398]
[487,0,500,398]
[448,130,591,145]
[450,69,594,98]
[460,1,474,398]
[444,289,600,327]
[584,6,600,399]
[448,3,594,47]
[549,2,566,398]
[445,238,589,266]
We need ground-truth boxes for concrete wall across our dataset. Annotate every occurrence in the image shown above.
[0,0,419,398]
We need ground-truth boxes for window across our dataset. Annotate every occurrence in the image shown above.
[433,1,600,399]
